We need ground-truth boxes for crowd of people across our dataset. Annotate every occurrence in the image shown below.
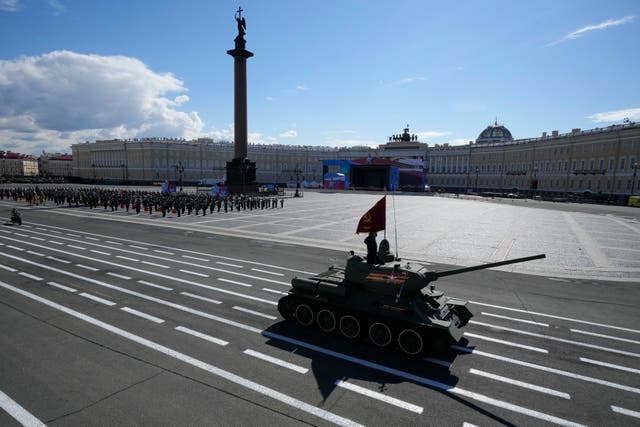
[0,186,286,217]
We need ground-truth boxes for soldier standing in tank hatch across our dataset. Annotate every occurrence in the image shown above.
[365,231,378,264]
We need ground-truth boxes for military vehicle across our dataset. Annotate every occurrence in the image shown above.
[278,243,545,356]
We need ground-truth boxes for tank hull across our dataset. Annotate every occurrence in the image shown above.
[278,263,475,357]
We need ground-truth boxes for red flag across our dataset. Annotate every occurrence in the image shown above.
[356,196,385,234]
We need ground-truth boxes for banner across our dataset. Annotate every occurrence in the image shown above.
[356,196,385,234]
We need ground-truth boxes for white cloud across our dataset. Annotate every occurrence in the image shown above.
[295,85,310,91]
[587,107,640,123]
[48,0,64,14]
[0,50,204,154]
[548,15,635,46]
[0,0,18,11]
[415,131,451,139]
[323,137,378,148]
[394,76,428,85]
[279,130,297,138]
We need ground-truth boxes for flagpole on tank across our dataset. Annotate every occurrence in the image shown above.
[392,187,399,260]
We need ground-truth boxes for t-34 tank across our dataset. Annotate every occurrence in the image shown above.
[278,244,545,356]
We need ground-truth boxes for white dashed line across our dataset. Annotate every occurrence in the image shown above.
[175,326,228,346]
[106,241,123,245]
[13,233,28,237]
[464,332,548,353]
[182,255,210,262]
[29,236,45,241]
[6,245,24,251]
[85,237,100,241]
[579,357,640,375]
[47,282,77,292]
[244,349,308,374]
[469,369,570,399]
[49,241,64,245]
[334,380,423,414]
[76,264,99,272]
[130,245,148,250]
[90,250,111,256]
[262,288,288,296]
[79,292,116,306]
[180,292,222,305]
[116,255,139,262]
[47,256,70,264]
[611,405,640,419]
[154,249,174,255]
[251,268,285,276]
[180,269,209,278]
[26,251,44,257]
[0,388,46,427]
[66,233,80,237]
[216,261,242,268]
[18,272,43,281]
[570,328,640,345]
[0,265,18,272]
[68,245,86,250]
[106,272,132,280]
[121,307,164,323]
[480,312,549,327]
[232,306,277,320]
[137,280,173,291]
[218,277,252,287]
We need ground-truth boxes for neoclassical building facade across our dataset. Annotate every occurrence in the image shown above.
[68,121,640,198]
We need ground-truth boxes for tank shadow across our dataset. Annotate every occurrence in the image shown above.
[262,322,517,425]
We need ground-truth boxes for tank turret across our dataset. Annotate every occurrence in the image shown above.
[278,244,545,356]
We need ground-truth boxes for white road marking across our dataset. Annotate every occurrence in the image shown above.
[180,269,209,278]
[469,368,570,399]
[90,250,111,256]
[564,212,611,268]
[49,241,64,245]
[182,255,210,262]
[121,307,164,323]
[470,300,640,334]
[141,261,169,269]
[258,330,587,426]
[453,345,640,395]
[244,349,308,374]
[154,249,174,255]
[18,272,43,281]
[216,261,242,268]
[137,280,173,291]
[464,332,548,353]
[68,245,86,250]
[233,306,277,320]
[47,282,77,292]
[180,292,222,305]
[251,268,285,276]
[218,277,252,287]
[0,264,18,272]
[26,251,44,256]
[130,245,148,250]
[7,245,24,251]
[611,405,640,419]
[0,388,46,427]
[0,282,363,427]
[66,233,80,237]
[463,423,479,427]
[262,288,288,296]
[49,230,61,234]
[570,328,640,345]
[47,256,70,264]
[36,227,48,231]
[548,277,569,282]
[175,326,228,346]
[334,380,423,414]
[85,237,100,241]
[481,311,549,327]
[13,232,28,237]
[106,272,132,280]
[116,255,139,262]
[579,357,640,375]
[29,236,45,241]
[76,264,99,272]
[79,292,116,306]
[106,240,123,245]
[470,320,640,358]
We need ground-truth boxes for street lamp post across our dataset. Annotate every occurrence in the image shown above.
[294,164,302,197]
[631,162,639,196]
[91,163,96,184]
[121,163,126,185]
[175,161,185,191]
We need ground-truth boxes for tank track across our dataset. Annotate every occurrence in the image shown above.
[278,294,454,357]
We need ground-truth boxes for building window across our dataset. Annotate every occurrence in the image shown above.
[620,158,626,170]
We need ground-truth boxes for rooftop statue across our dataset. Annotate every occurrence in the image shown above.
[235,7,246,39]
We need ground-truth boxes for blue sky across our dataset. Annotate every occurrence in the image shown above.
[1,0,639,155]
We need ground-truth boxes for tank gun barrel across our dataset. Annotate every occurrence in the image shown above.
[435,254,546,279]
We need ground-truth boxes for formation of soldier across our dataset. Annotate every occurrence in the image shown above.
[0,186,286,217]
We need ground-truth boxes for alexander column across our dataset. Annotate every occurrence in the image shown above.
[226,7,257,194]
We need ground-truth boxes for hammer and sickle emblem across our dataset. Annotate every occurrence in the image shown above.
[362,212,372,223]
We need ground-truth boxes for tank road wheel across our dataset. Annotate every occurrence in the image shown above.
[368,322,393,347]
[295,304,314,327]
[339,315,361,339]
[316,309,337,332]
[398,329,424,356]
[277,295,296,321]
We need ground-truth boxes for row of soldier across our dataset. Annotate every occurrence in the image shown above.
[0,186,286,217]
